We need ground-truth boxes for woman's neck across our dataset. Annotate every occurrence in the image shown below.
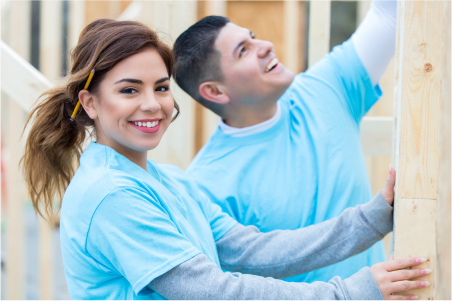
[96,137,148,170]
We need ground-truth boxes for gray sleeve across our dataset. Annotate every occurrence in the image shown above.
[149,253,383,300]
[216,191,393,279]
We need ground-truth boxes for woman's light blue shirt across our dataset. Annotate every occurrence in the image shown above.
[187,39,387,283]
[60,142,237,299]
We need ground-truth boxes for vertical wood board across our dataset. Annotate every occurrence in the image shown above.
[5,1,31,299]
[395,1,443,200]
[435,1,451,299]
[393,1,444,299]
[308,0,330,67]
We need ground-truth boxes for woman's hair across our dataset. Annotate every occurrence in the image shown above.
[22,19,178,222]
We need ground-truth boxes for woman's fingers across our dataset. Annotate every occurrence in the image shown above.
[389,268,432,281]
[391,280,430,293]
[384,257,427,272]
[387,295,419,300]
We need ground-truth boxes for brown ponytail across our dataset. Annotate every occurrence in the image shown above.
[22,19,178,222]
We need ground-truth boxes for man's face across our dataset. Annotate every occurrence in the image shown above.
[214,22,295,106]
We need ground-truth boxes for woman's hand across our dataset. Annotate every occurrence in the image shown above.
[370,256,431,300]
[382,166,396,206]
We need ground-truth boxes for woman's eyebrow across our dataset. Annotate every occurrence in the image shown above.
[114,78,143,85]
[155,77,169,84]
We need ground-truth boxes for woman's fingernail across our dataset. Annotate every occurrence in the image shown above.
[421,269,432,275]
[416,258,427,264]
[411,296,419,300]
[421,281,431,287]
[389,164,392,176]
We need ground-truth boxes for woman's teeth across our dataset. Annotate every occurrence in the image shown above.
[133,120,159,128]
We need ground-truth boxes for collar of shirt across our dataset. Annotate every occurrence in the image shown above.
[219,102,282,137]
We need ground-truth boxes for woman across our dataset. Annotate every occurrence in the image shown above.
[22,19,428,300]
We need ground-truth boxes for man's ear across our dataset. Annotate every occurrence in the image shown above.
[199,82,230,105]
[78,90,98,120]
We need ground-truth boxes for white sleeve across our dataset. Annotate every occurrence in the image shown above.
[351,0,397,87]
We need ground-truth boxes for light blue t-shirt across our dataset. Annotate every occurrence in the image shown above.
[187,39,386,283]
[60,142,237,299]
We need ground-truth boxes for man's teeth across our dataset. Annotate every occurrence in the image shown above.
[133,120,159,128]
[265,58,278,72]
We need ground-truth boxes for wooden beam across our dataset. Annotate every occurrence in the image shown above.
[435,1,452,300]
[360,117,393,156]
[393,1,444,299]
[68,1,85,50]
[4,1,31,299]
[308,0,330,67]
[39,0,65,298]
[283,0,307,74]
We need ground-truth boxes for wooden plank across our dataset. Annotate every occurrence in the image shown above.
[393,1,444,299]
[435,1,451,299]
[283,0,306,74]
[4,1,31,299]
[1,41,53,112]
[308,0,330,67]
[68,0,86,50]
[360,117,393,156]
[39,0,65,298]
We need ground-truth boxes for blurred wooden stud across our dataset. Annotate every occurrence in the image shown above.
[5,2,31,299]
[68,1,86,51]
[393,1,444,299]
[308,0,330,67]
[39,0,65,298]
[284,0,306,74]
[435,1,451,299]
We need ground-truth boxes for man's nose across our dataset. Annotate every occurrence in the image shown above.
[256,40,274,58]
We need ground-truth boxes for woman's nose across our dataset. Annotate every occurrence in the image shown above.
[141,93,161,113]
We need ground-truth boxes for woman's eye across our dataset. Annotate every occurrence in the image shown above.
[156,85,169,92]
[120,88,138,94]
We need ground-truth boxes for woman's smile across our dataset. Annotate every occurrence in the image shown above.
[129,118,162,133]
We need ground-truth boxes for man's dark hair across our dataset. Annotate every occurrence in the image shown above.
[173,16,230,113]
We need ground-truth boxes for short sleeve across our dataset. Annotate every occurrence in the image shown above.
[295,39,382,124]
[86,188,200,297]
[197,190,238,242]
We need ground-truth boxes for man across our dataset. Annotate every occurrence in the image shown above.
[173,0,396,283]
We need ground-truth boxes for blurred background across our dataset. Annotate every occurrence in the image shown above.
[0,0,448,299]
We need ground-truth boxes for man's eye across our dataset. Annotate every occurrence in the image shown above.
[120,88,138,94]
[156,85,169,92]
[239,47,246,57]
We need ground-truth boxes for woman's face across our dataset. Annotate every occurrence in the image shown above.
[81,49,174,155]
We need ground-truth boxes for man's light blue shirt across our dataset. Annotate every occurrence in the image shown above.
[187,39,387,283]
[60,142,237,299]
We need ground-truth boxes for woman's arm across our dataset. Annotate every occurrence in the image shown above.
[216,191,392,279]
[149,253,380,300]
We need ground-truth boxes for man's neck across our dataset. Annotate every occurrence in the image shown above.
[221,101,278,128]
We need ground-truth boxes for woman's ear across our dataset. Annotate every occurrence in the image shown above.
[199,82,230,105]
[78,90,98,120]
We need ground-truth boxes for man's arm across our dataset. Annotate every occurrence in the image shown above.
[216,191,392,279]
[352,0,397,87]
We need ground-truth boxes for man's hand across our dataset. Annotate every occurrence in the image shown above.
[370,256,431,300]
[381,165,396,206]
